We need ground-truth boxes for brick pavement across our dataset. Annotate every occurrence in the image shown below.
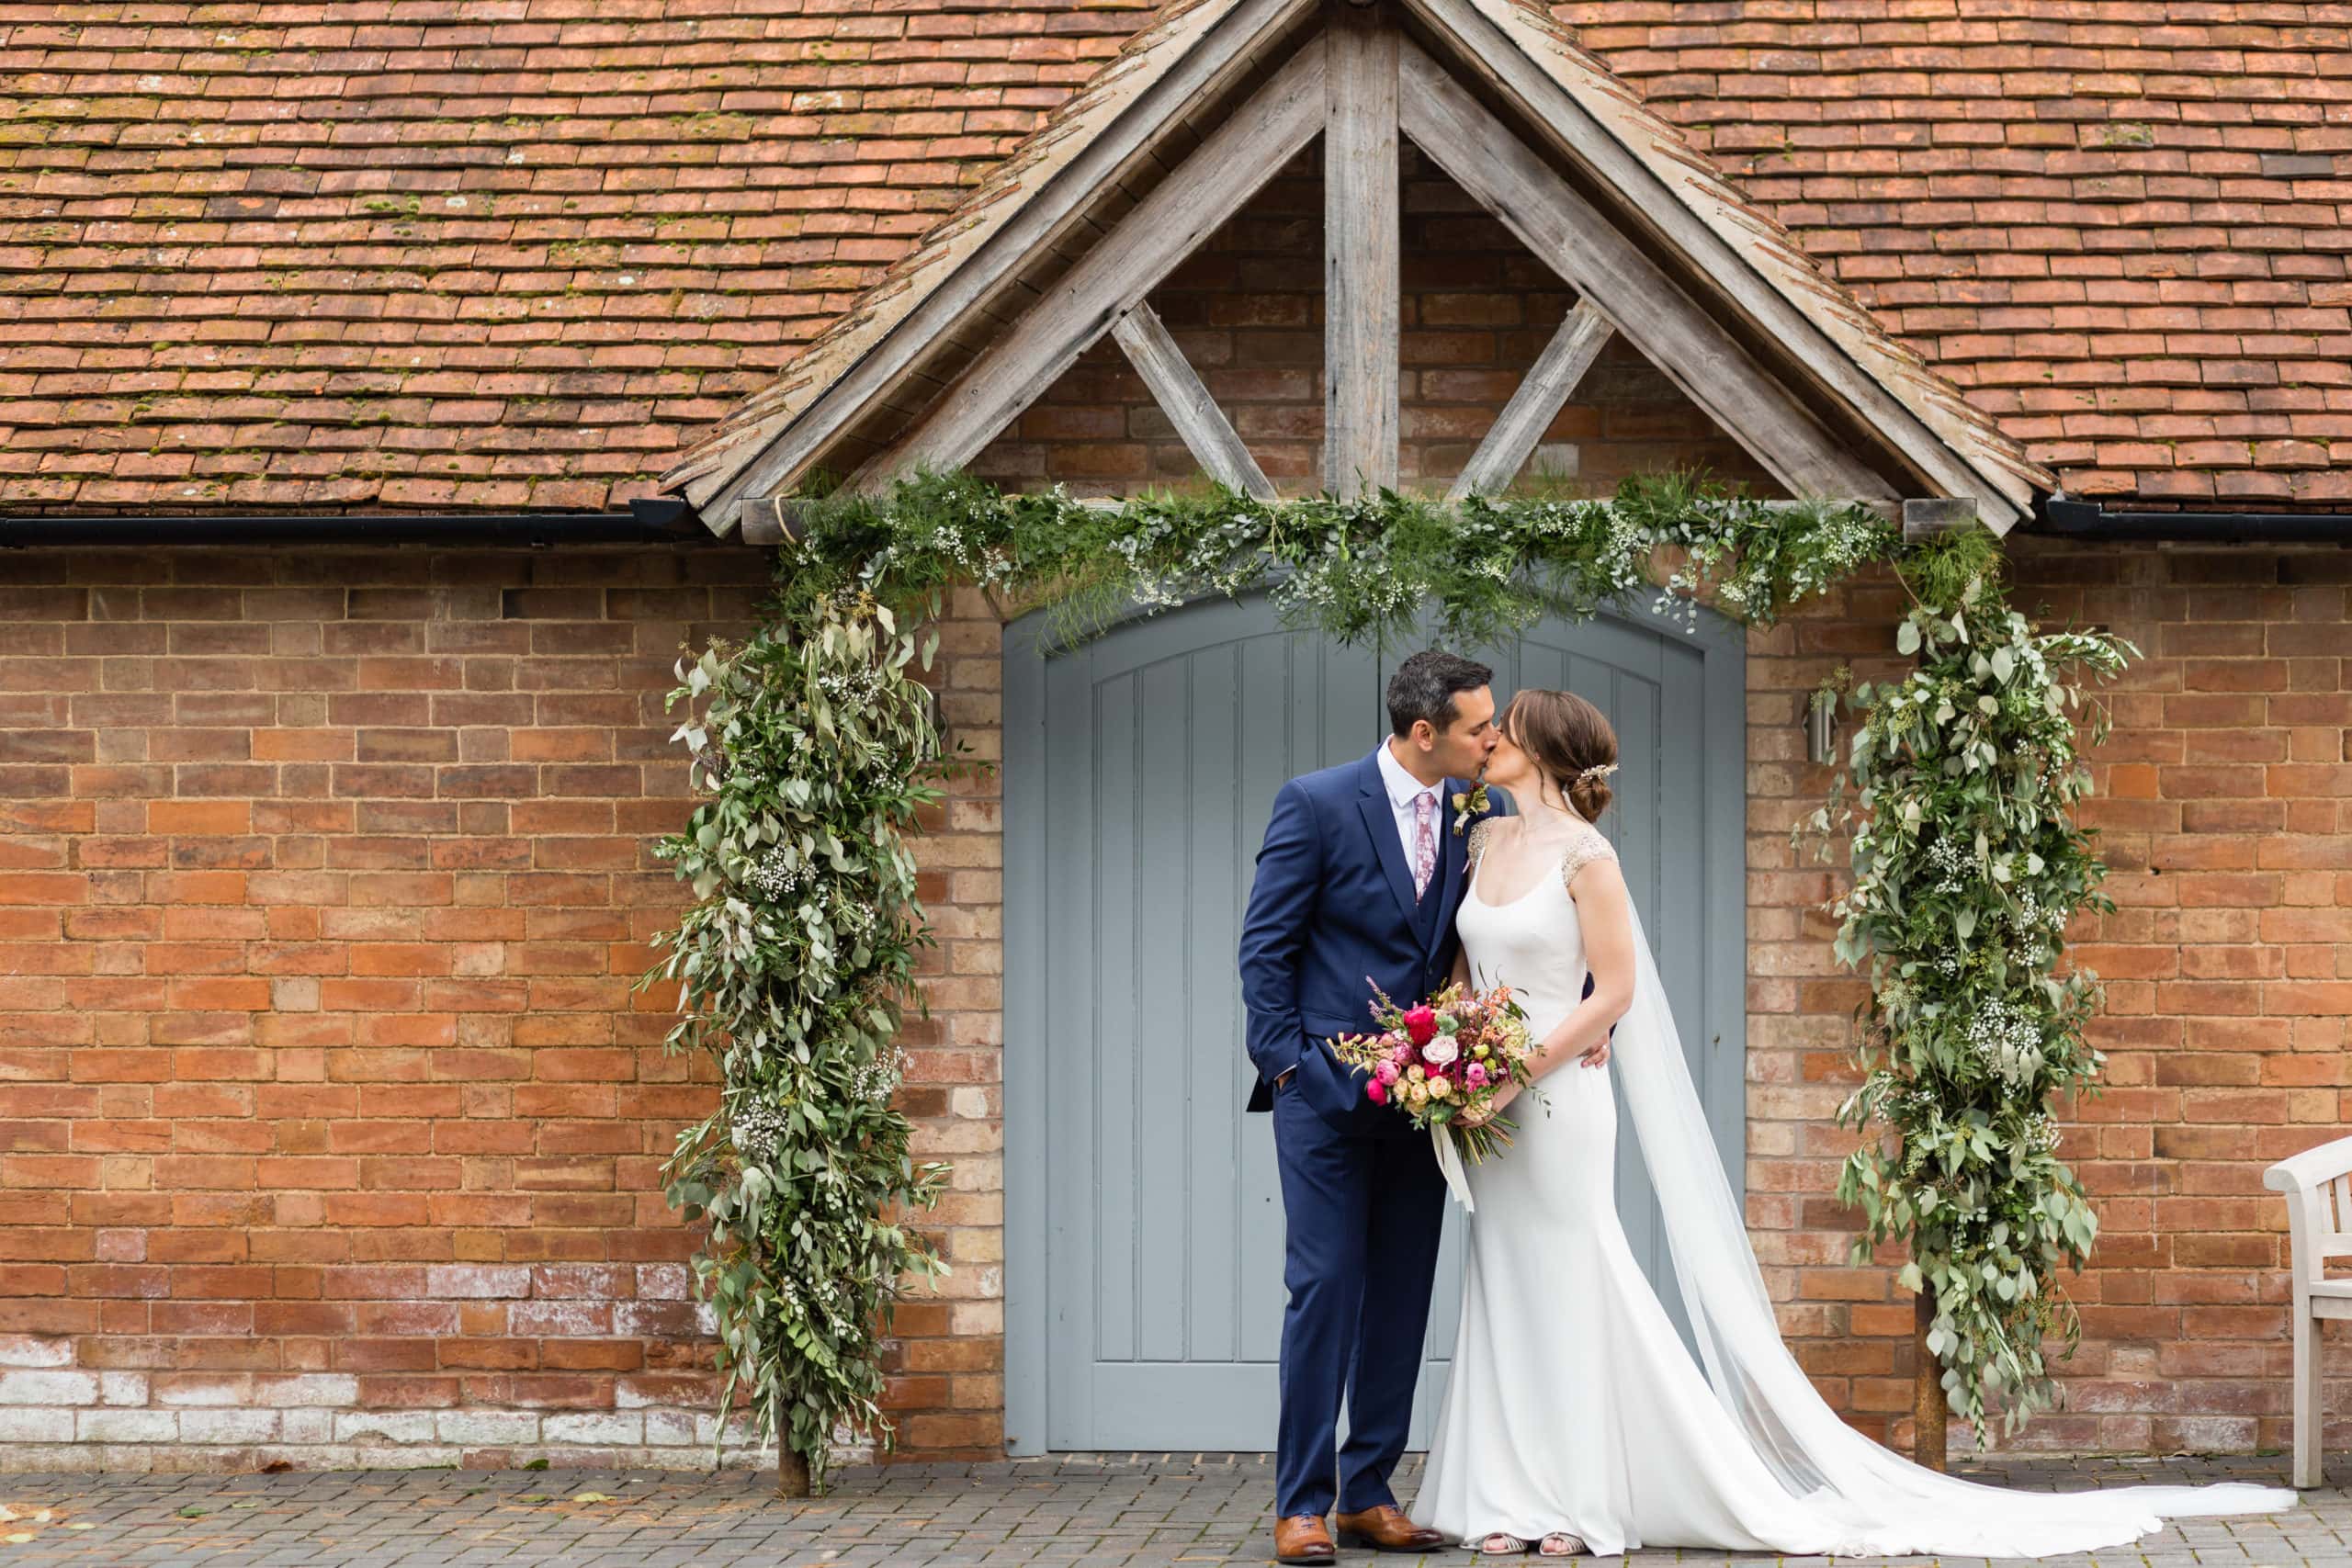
[0,1452,2336,1567]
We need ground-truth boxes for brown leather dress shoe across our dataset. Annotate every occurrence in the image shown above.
[1273,1513,1337,1565]
[1334,1503,1448,1552]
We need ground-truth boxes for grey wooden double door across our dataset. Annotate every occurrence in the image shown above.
[1004,592,1746,1454]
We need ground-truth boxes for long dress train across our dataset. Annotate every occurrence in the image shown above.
[1411,815,2292,1557]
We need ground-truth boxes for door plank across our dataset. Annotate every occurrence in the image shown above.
[1135,659,1192,1361]
[1095,673,1143,1372]
[1187,645,1245,1361]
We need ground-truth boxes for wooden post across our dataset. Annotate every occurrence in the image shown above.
[778,1443,811,1497]
[1322,1,1398,502]
[1913,1288,1947,1472]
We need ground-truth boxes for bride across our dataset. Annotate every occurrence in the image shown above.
[1408,687,2294,1558]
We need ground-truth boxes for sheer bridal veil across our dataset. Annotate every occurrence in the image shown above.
[1611,899,2295,1557]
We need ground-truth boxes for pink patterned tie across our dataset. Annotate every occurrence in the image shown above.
[1411,788,1438,900]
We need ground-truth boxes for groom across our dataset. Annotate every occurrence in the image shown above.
[1238,649,1499,1566]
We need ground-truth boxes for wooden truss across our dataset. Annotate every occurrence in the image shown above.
[715,0,2026,543]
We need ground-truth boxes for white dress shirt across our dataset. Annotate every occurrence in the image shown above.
[1375,739,1446,874]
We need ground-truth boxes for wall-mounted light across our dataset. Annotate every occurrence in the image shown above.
[1805,690,1839,766]
[920,679,951,757]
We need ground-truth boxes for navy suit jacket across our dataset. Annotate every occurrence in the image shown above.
[1237,746,1490,1137]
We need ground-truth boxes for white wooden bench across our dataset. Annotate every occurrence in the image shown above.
[2264,1134,2352,1487]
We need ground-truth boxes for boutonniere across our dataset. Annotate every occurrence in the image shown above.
[1450,780,1490,836]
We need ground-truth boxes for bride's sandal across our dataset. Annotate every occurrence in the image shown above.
[1536,1532,1585,1556]
[1478,1532,1532,1555]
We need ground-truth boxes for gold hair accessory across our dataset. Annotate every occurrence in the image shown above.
[1576,761,1619,785]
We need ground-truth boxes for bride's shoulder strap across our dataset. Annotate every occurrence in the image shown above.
[1558,818,1618,891]
[1465,815,1498,871]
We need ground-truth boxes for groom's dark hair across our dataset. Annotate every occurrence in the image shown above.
[1386,649,1493,738]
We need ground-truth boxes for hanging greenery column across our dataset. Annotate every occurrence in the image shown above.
[1803,528,2137,1454]
[637,599,956,1495]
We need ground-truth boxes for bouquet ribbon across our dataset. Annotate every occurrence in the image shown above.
[1431,1125,1476,1212]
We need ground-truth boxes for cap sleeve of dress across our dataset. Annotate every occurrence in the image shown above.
[1466,817,1497,874]
[1558,819,1618,891]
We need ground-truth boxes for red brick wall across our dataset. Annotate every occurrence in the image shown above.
[1747,539,2351,1456]
[0,543,790,1468]
[5,402,2343,1474]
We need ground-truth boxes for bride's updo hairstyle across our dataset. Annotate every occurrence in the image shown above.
[1504,688,1619,821]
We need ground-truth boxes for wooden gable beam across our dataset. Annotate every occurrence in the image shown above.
[1403,0,2022,527]
[1448,298,1612,501]
[842,38,1329,500]
[699,0,1319,531]
[1323,4,1399,502]
[1397,39,1897,505]
[1112,300,1278,502]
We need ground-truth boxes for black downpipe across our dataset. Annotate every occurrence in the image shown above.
[2040,495,2352,544]
[0,498,711,548]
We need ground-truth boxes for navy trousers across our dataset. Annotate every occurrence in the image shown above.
[1269,1070,1450,1519]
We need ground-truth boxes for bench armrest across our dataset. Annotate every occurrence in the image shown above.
[2267,1134,2352,1196]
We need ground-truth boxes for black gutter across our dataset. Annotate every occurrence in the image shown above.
[0,498,713,547]
[2040,495,2352,544]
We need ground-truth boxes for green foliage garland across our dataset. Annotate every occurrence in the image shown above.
[776,465,1894,647]
[1801,527,2139,1442]
[641,462,2121,1484]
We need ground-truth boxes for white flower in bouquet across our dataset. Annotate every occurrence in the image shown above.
[1423,1033,1460,1067]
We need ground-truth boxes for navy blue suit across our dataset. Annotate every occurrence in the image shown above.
[1237,745,1487,1520]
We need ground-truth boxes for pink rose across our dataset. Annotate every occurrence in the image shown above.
[1465,1062,1487,1088]
[1365,1078,1387,1104]
[1403,1005,1438,1046]
[1392,1042,1414,1065]
[1377,1062,1400,1085]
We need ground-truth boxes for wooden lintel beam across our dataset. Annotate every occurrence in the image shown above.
[738,496,789,547]
[1112,300,1278,502]
[1398,39,1896,505]
[1323,6,1399,502]
[840,39,1328,499]
[1901,496,1979,540]
[1448,299,1613,502]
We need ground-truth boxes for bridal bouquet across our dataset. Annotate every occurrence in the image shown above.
[1330,978,1539,1167]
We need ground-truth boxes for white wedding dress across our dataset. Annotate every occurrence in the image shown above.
[1410,813,2293,1557]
